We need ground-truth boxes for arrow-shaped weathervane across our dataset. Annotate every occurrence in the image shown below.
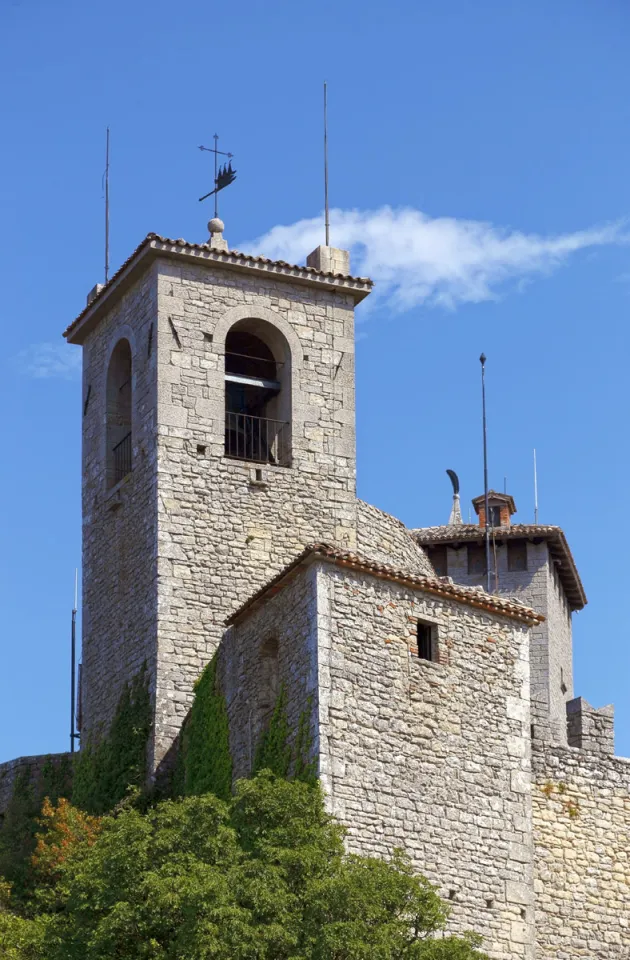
[199,134,237,217]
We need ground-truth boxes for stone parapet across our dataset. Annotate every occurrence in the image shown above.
[566,695,615,755]
[0,752,71,815]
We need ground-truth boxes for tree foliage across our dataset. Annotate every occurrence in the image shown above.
[0,773,488,959]
[0,757,73,904]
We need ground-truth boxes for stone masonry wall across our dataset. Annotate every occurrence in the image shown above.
[218,565,319,781]
[356,500,433,575]
[317,563,535,959]
[443,541,572,744]
[227,558,536,959]
[532,743,630,958]
[0,753,71,815]
[80,265,159,744]
[152,258,359,772]
[544,559,574,745]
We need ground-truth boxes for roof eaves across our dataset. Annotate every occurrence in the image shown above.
[63,233,373,343]
[412,524,587,611]
[225,543,544,628]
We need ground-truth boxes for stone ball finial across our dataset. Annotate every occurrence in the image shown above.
[208,217,225,235]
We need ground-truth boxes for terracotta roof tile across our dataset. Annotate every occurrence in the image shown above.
[225,542,544,627]
[413,524,586,611]
[63,233,372,341]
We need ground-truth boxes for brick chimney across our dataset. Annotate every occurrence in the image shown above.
[471,490,517,528]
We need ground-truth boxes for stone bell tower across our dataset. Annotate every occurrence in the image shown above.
[64,218,371,774]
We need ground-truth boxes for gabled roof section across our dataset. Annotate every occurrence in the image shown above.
[412,524,587,611]
[63,234,373,344]
[225,543,544,628]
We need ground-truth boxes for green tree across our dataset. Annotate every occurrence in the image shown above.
[4,773,487,959]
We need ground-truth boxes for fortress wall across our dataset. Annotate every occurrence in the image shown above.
[152,260,359,770]
[219,564,319,782]
[80,264,160,745]
[356,500,433,575]
[318,564,535,959]
[543,562,574,745]
[0,753,71,815]
[532,743,630,959]
[443,540,572,743]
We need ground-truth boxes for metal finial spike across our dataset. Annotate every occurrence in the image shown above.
[446,470,462,526]
[446,469,460,495]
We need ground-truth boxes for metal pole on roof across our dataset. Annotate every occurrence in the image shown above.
[480,354,491,592]
[324,82,330,246]
[104,127,110,284]
[70,570,78,753]
[534,448,539,524]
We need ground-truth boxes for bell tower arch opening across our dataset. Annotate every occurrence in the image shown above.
[105,338,133,487]
[224,317,291,466]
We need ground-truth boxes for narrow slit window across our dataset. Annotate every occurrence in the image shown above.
[416,622,436,662]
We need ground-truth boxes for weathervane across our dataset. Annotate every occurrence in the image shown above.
[198,134,236,217]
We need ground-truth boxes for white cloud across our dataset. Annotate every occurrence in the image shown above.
[15,342,81,380]
[244,207,625,311]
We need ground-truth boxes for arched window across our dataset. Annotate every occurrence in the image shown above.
[106,339,132,487]
[224,319,291,466]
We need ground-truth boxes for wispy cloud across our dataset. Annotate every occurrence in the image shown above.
[15,342,81,380]
[245,207,625,311]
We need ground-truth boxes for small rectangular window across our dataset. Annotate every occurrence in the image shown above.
[467,544,487,575]
[488,505,501,527]
[507,540,527,572]
[430,545,447,577]
[416,621,436,661]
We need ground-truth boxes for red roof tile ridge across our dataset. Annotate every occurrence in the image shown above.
[63,232,373,340]
[225,542,544,627]
[411,524,586,611]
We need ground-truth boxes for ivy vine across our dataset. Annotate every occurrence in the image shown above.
[72,664,152,814]
[253,685,292,778]
[254,686,318,784]
[175,653,232,802]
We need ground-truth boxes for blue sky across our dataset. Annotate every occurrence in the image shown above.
[1,0,629,762]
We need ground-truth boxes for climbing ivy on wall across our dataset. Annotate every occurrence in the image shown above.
[293,696,318,786]
[253,687,318,784]
[253,686,292,778]
[72,665,152,815]
[171,661,317,803]
[176,654,232,802]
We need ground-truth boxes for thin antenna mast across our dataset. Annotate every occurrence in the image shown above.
[104,127,110,284]
[534,448,539,523]
[324,81,330,246]
[480,354,491,593]
[70,570,79,753]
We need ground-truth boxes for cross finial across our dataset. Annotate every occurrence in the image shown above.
[198,134,236,219]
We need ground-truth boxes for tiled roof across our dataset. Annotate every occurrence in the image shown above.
[471,490,517,513]
[412,524,587,611]
[225,543,544,627]
[63,233,373,342]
